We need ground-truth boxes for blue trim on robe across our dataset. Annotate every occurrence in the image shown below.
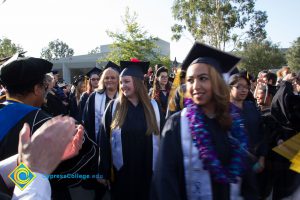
[0,101,38,141]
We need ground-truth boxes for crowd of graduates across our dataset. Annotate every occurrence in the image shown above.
[0,42,300,200]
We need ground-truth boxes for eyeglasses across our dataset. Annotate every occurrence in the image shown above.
[91,78,100,81]
[232,85,250,90]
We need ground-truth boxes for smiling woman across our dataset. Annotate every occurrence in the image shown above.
[98,58,164,200]
[151,42,252,200]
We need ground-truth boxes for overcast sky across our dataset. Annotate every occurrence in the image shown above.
[1,0,299,62]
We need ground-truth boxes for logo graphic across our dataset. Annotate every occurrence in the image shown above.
[8,162,36,190]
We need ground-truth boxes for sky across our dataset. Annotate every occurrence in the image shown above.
[0,0,300,63]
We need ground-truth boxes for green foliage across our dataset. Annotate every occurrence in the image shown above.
[41,39,74,60]
[286,37,300,72]
[88,47,101,55]
[0,37,24,59]
[171,0,268,50]
[151,56,172,71]
[100,8,170,66]
[236,40,286,76]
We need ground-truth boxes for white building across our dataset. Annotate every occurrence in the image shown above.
[52,38,170,83]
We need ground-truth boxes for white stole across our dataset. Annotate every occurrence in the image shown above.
[95,92,106,142]
[111,99,160,171]
[180,108,242,200]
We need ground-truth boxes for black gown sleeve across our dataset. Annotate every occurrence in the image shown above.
[99,100,114,180]
[151,112,187,200]
[271,81,300,139]
[82,93,96,141]
[152,99,166,133]
[78,92,89,123]
[69,93,80,122]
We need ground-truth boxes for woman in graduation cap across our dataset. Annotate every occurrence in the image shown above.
[149,66,171,118]
[81,61,120,199]
[83,61,120,144]
[69,75,86,122]
[78,67,102,122]
[99,58,163,200]
[151,42,249,200]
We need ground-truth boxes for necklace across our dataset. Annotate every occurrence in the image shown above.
[185,98,248,183]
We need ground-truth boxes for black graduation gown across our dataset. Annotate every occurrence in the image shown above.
[240,101,266,157]
[83,91,114,143]
[158,90,169,117]
[0,105,51,161]
[151,111,235,200]
[266,81,300,199]
[69,92,80,122]
[42,90,69,116]
[239,101,264,200]
[78,92,90,123]
[100,100,156,200]
[271,81,300,133]
[81,91,114,197]
[256,107,280,199]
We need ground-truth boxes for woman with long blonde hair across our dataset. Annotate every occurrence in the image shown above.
[99,59,162,200]
[152,43,249,200]
[81,61,120,199]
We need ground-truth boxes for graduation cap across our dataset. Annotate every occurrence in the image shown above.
[0,52,26,65]
[51,69,59,75]
[120,58,150,80]
[0,57,52,87]
[104,61,121,73]
[86,67,102,78]
[181,42,241,74]
[73,75,85,86]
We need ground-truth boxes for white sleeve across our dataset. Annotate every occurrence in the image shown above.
[12,173,51,200]
[0,154,18,188]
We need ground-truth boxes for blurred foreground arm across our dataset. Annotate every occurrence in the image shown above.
[12,116,83,200]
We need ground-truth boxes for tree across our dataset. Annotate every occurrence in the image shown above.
[101,7,170,67]
[88,46,101,55]
[236,40,286,76]
[41,39,74,60]
[286,37,300,72]
[171,0,268,50]
[0,37,24,59]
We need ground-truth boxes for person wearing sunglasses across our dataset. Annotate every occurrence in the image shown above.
[78,67,102,122]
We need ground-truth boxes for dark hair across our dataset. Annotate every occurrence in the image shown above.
[228,73,250,86]
[266,72,277,85]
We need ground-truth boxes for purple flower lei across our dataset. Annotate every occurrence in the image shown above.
[185,98,248,184]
